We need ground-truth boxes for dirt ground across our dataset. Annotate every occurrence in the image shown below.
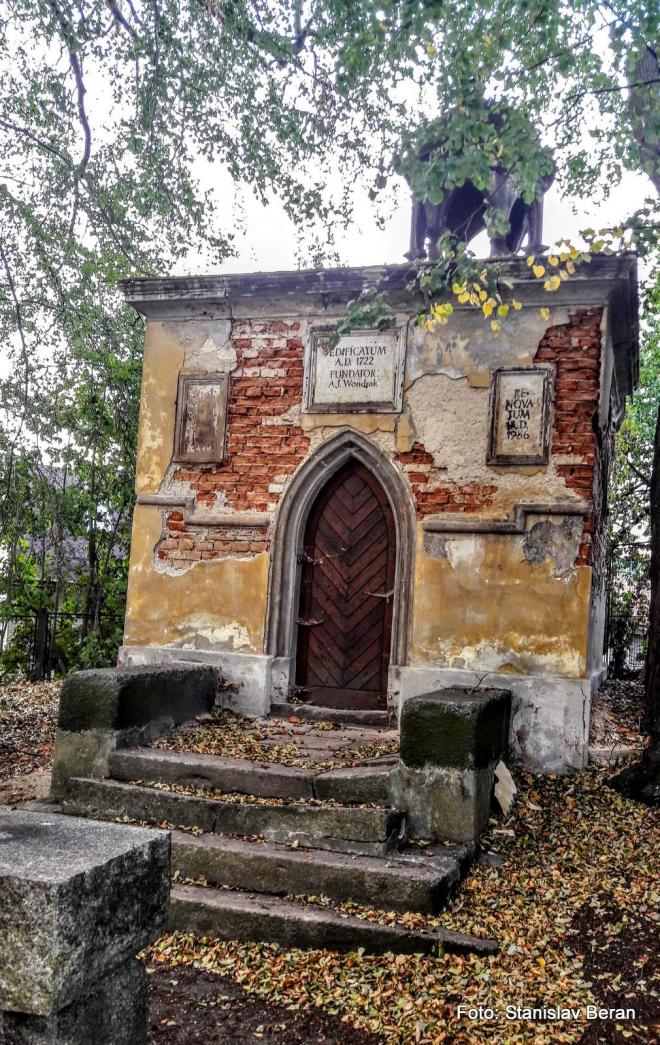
[146,963,380,1044]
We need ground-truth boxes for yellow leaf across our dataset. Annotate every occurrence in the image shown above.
[479,289,487,302]
[543,275,561,292]
[452,282,466,294]
[569,247,579,259]
[532,265,546,278]
[497,303,509,317]
[548,255,559,267]
[482,299,495,317]
[566,260,575,274]
[472,282,481,292]
[539,307,550,320]
[526,255,535,267]
[458,292,470,304]
[490,319,501,332]
[591,239,605,252]
[512,299,523,310]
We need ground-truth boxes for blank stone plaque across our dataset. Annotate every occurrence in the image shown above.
[487,365,554,466]
[173,373,229,464]
[304,327,406,413]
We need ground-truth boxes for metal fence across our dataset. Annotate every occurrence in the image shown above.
[604,560,650,679]
[0,610,124,680]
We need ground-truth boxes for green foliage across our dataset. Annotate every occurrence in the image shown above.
[0,0,658,677]
[607,267,659,677]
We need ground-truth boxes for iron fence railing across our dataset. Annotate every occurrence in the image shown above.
[0,610,124,680]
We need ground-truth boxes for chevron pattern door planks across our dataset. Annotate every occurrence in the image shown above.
[295,461,396,709]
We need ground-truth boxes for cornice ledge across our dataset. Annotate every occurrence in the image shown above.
[136,493,270,529]
[422,500,589,535]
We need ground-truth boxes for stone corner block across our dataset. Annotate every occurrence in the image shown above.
[0,811,170,1017]
[57,664,220,734]
[393,687,512,845]
[51,664,221,796]
[0,957,148,1045]
[399,687,512,771]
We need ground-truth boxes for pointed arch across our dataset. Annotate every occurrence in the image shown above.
[265,429,416,694]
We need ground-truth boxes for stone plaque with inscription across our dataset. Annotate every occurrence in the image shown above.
[487,365,554,465]
[304,327,406,413]
[173,373,229,464]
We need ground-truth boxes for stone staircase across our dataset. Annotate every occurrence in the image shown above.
[57,716,495,956]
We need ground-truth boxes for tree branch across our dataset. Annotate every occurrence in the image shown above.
[107,0,139,39]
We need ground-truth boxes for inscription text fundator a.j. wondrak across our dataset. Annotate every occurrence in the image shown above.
[306,328,405,413]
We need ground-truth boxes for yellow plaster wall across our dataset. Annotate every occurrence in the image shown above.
[125,309,599,670]
[410,523,591,677]
[123,505,269,654]
[135,323,184,495]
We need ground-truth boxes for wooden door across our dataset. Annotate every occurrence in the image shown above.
[295,461,396,709]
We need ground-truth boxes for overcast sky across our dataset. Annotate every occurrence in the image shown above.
[176,162,650,278]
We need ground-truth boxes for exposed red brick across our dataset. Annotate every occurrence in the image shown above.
[396,443,497,516]
[533,307,605,569]
[159,321,307,568]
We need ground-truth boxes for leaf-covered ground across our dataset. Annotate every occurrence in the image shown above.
[1,680,657,1041]
[153,709,399,770]
[0,681,59,803]
[589,679,647,752]
[145,769,659,1044]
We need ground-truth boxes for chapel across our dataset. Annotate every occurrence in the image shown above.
[117,247,638,773]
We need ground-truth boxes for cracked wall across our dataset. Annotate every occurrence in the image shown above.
[123,302,606,677]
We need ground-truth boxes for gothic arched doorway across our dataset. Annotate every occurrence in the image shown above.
[294,460,396,710]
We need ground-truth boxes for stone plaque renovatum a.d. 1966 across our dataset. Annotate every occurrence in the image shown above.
[173,373,229,464]
[487,365,554,465]
[304,327,406,413]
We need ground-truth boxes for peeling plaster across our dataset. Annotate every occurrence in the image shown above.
[411,522,591,677]
[301,412,397,434]
[422,532,448,560]
[263,404,302,426]
[407,305,570,383]
[405,372,582,510]
[445,536,485,572]
[123,504,268,654]
[182,619,252,651]
[522,518,583,578]
[164,319,236,372]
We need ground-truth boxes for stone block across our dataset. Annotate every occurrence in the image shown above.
[57,664,219,733]
[392,688,511,844]
[0,812,169,1016]
[51,665,219,796]
[399,687,511,770]
[0,958,147,1045]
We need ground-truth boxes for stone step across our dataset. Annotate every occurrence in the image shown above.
[169,883,498,956]
[171,831,463,914]
[62,778,404,854]
[109,748,391,804]
[270,703,392,729]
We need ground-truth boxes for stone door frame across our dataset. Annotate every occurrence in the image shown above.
[265,429,416,703]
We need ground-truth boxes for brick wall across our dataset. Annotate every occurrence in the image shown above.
[157,320,309,569]
[397,443,498,515]
[156,514,269,571]
[173,321,309,513]
[534,307,604,567]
